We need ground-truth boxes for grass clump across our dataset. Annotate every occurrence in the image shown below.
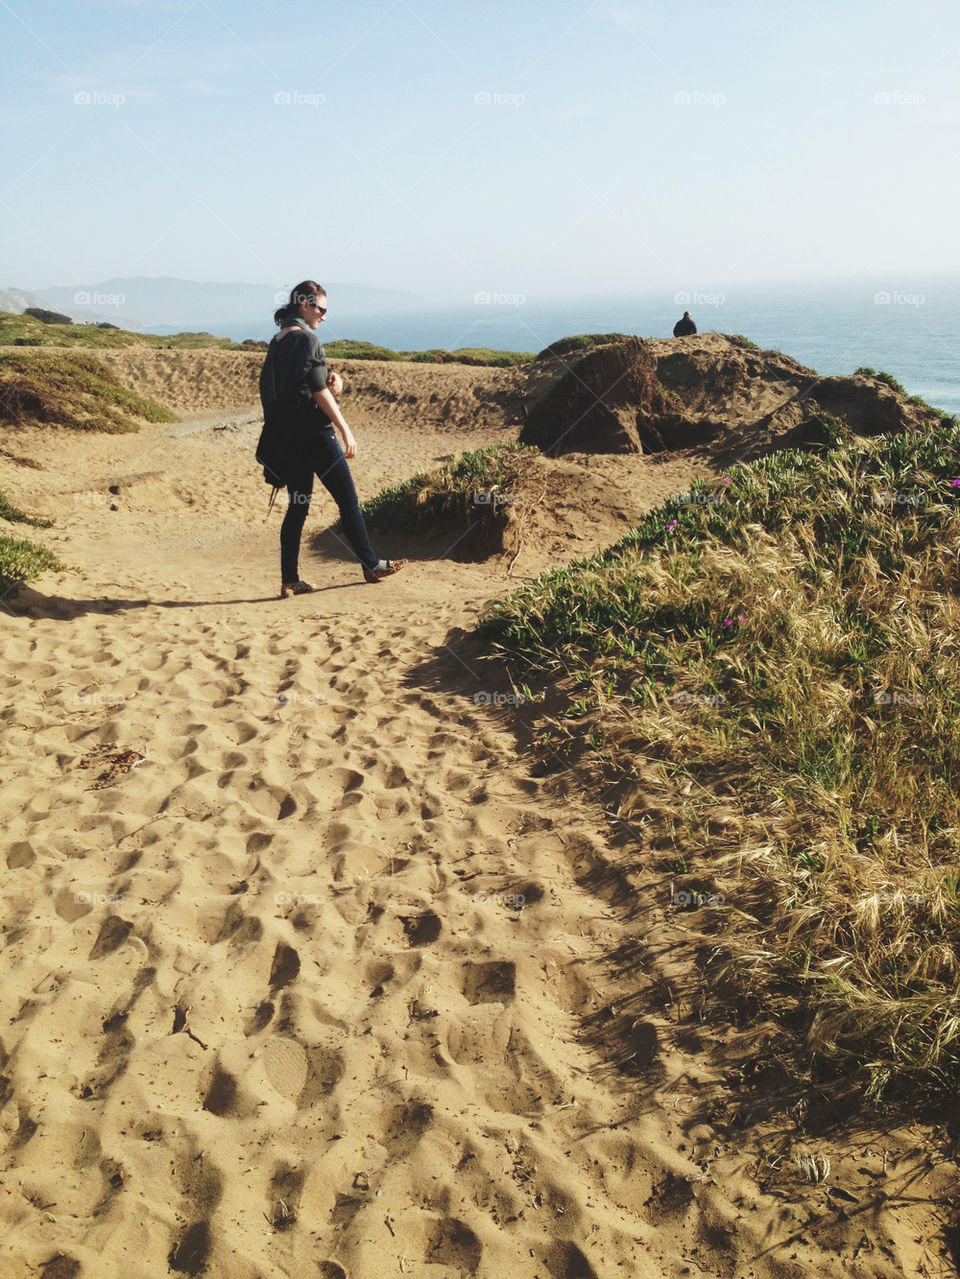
[0,490,52,527]
[325,339,534,366]
[0,312,535,366]
[0,350,176,433]
[1,311,237,350]
[362,443,534,532]
[0,490,61,596]
[0,532,62,597]
[324,339,406,362]
[536,333,632,361]
[478,422,960,1104]
[855,366,908,396]
[0,311,236,350]
[407,347,534,367]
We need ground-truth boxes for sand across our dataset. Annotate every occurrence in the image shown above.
[0,358,956,1279]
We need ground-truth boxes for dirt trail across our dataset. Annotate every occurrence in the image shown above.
[0,396,953,1279]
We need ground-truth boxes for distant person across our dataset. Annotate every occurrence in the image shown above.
[258,279,405,597]
[673,311,697,337]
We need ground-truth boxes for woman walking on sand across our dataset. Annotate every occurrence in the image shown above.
[258,280,405,597]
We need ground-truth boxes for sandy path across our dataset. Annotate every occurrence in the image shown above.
[0,407,952,1279]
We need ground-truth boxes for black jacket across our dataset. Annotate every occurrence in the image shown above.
[256,318,330,486]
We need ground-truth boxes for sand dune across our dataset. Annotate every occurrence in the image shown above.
[0,362,955,1278]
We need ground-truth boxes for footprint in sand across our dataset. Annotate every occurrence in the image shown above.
[385,1099,433,1156]
[260,1036,309,1101]
[267,1161,306,1230]
[6,840,35,869]
[462,960,516,1005]
[168,1222,211,1277]
[208,900,260,946]
[427,1218,483,1272]
[39,1258,81,1279]
[88,915,133,960]
[268,940,301,989]
[297,1043,345,1107]
[202,1062,242,1117]
[366,959,394,999]
[401,911,441,947]
[544,1240,600,1279]
[244,999,274,1034]
[167,1142,223,1275]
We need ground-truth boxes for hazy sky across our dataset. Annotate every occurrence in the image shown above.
[3,0,959,304]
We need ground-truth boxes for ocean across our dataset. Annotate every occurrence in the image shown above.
[219,273,960,418]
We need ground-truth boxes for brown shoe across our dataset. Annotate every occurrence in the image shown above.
[362,559,407,584]
[280,580,315,598]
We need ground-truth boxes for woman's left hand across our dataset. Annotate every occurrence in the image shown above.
[339,426,358,458]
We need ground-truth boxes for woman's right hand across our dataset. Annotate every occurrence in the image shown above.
[339,425,357,458]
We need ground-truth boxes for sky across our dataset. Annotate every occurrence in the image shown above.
[2,0,960,307]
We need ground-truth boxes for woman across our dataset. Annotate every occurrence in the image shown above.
[259,279,405,597]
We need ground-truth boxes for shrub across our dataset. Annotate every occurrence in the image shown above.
[856,366,907,396]
[478,421,960,1104]
[24,306,72,325]
[361,443,533,532]
[0,350,177,432]
[535,333,632,361]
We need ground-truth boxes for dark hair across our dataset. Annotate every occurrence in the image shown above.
[274,279,326,327]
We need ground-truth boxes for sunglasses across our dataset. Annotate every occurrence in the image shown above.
[310,301,327,315]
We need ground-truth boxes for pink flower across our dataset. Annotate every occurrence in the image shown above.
[951,479,960,488]
[722,476,732,485]
[666,519,678,532]
[723,618,733,627]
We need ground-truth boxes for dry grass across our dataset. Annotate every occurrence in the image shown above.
[0,349,176,433]
[0,490,61,595]
[478,420,960,1102]
[361,444,534,532]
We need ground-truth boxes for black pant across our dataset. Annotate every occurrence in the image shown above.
[280,426,378,582]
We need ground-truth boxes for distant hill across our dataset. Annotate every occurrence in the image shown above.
[0,287,50,314]
[2,276,415,338]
